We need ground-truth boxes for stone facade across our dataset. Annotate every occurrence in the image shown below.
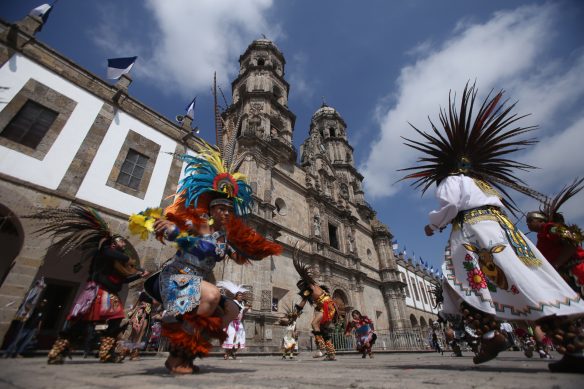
[0,16,413,350]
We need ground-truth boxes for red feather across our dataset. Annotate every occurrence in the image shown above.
[225,217,282,264]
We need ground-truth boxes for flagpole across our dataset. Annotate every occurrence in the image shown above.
[213,72,222,151]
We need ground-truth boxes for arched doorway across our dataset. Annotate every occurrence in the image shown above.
[0,204,24,288]
[410,314,418,328]
[420,316,427,329]
[332,289,349,323]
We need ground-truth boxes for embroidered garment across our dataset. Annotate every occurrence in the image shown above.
[436,176,584,320]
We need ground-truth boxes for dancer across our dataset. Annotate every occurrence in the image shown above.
[279,305,300,360]
[26,206,145,364]
[120,292,153,360]
[217,281,251,360]
[292,245,338,361]
[526,178,584,296]
[345,310,376,358]
[400,83,584,372]
[132,138,281,374]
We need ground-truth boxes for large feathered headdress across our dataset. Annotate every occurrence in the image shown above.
[399,82,545,210]
[26,205,138,273]
[176,138,252,216]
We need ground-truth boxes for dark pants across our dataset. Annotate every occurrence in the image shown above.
[4,326,37,357]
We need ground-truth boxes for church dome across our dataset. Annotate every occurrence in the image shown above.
[312,103,344,123]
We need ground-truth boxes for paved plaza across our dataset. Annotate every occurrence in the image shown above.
[0,351,580,389]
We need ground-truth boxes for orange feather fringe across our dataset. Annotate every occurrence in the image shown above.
[226,216,283,263]
[161,313,226,358]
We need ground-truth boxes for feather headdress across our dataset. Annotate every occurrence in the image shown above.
[399,82,544,211]
[540,178,584,223]
[292,242,318,286]
[216,280,249,296]
[176,138,252,216]
[25,205,138,273]
[530,178,584,245]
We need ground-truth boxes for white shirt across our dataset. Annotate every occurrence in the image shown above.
[428,175,504,230]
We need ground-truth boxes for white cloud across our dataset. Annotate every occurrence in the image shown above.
[93,0,279,97]
[361,3,584,202]
[517,116,584,221]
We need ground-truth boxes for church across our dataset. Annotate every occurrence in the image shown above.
[0,12,438,351]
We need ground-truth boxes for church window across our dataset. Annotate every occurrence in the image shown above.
[410,276,420,301]
[257,58,265,66]
[328,223,339,250]
[419,281,428,304]
[401,273,410,298]
[274,198,287,215]
[1,100,58,149]
[329,127,336,137]
[117,149,149,190]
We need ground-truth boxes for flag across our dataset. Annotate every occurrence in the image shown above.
[29,3,53,31]
[392,240,398,251]
[107,56,138,80]
[402,245,407,255]
[185,96,197,119]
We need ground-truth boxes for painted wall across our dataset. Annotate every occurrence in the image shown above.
[0,54,101,189]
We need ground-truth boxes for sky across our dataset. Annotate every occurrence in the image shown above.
[2,0,584,273]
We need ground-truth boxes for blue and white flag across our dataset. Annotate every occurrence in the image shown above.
[392,240,398,251]
[29,3,53,31]
[107,56,138,80]
[185,96,197,119]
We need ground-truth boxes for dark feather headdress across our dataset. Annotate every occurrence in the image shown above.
[399,82,545,210]
[541,178,584,223]
[25,205,137,273]
[530,178,584,245]
[292,242,318,286]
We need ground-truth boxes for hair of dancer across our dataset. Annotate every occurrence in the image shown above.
[26,205,145,364]
[345,310,376,358]
[292,244,339,361]
[217,281,251,360]
[400,82,584,373]
[131,136,282,374]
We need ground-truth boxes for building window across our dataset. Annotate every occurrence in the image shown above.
[1,100,58,149]
[402,273,410,298]
[272,297,279,312]
[116,149,149,190]
[274,198,287,216]
[419,281,428,304]
[410,276,420,301]
[328,223,339,250]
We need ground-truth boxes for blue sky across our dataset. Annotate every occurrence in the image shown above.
[2,1,584,273]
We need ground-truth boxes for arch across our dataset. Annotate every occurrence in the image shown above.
[0,203,25,287]
[420,316,427,329]
[410,314,418,328]
[332,289,350,320]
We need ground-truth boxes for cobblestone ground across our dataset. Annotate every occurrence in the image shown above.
[0,351,580,389]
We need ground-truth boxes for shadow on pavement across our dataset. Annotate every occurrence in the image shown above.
[111,366,256,378]
[386,364,546,374]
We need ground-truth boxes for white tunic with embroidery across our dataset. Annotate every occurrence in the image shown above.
[434,175,584,320]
